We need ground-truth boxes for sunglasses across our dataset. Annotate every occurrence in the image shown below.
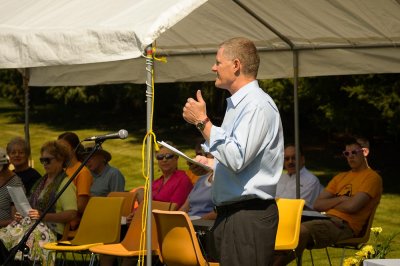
[156,153,176,161]
[342,148,363,157]
[39,157,55,165]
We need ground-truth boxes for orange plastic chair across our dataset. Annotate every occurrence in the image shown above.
[107,191,138,217]
[130,186,144,209]
[44,197,125,264]
[152,210,219,266]
[88,200,177,266]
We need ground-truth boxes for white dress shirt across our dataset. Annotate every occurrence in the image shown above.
[276,167,323,208]
[204,80,284,205]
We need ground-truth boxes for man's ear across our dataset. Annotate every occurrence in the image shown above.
[233,58,240,71]
[362,148,369,157]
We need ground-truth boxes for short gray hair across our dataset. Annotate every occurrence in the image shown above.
[7,137,30,156]
[219,37,260,78]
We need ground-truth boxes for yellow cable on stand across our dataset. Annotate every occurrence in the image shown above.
[138,44,166,266]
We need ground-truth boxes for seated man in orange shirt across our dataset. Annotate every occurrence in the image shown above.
[273,136,382,265]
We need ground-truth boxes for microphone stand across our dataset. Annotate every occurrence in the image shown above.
[2,140,104,266]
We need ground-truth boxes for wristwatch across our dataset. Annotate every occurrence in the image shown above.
[196,117,210,131]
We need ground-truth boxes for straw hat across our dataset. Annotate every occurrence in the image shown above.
[83,143,112,162]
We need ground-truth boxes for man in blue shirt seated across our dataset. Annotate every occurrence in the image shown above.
[83,143,125,196]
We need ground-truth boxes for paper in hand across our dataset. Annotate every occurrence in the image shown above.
[157,141,212,171]
[7,186,32,217]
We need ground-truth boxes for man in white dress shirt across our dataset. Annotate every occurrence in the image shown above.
[276,144,323,209]
[183,37,283,266]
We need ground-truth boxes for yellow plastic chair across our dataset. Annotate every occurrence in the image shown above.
[275,198,305,250]
[314,203,380,266]
[88,200,177,266]
[61,191,137,242]
[43,196,125,264]
[275,198,305,266]
[152,210,219,266]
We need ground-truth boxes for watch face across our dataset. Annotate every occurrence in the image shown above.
[196,117,209,131]
[196,122,205,131]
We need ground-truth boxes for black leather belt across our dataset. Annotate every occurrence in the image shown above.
[327,215,350,230]
[215,198,275,216]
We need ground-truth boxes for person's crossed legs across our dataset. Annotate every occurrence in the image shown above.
[273,216,354,266]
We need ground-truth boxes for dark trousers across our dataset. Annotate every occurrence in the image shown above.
[0,240,9,264]
[212,198,278,266]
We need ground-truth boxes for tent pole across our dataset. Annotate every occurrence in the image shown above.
[293,51,300,199]
[22,69,31,163]
[145,45,154,266]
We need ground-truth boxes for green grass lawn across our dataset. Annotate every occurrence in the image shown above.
[1,98,399,264]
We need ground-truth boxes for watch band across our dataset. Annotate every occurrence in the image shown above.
[196,117,210,131]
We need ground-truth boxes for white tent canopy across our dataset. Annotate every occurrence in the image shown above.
[1,0,400,85]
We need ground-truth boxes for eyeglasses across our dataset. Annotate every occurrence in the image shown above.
[342,148,363,157]
[39,157,55,165]
[156,153,175,161]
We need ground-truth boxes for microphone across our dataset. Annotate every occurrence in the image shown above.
[84,129,128,142]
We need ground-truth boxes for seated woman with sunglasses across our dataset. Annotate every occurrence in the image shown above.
[136,142,193,209]
[0,140,78,264]
[101,142,193,266]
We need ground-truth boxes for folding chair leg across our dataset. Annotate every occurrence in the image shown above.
[325,248,332,266]
[309,250,314,266]
[48,251,65,266]
[294,251,302,266]
[339,248,346,266]
[89,253,99,266]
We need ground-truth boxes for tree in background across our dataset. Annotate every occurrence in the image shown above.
[342,75,400,139]
[0,69,24,106]
[261,74,400,142]
[1,69,399,142]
